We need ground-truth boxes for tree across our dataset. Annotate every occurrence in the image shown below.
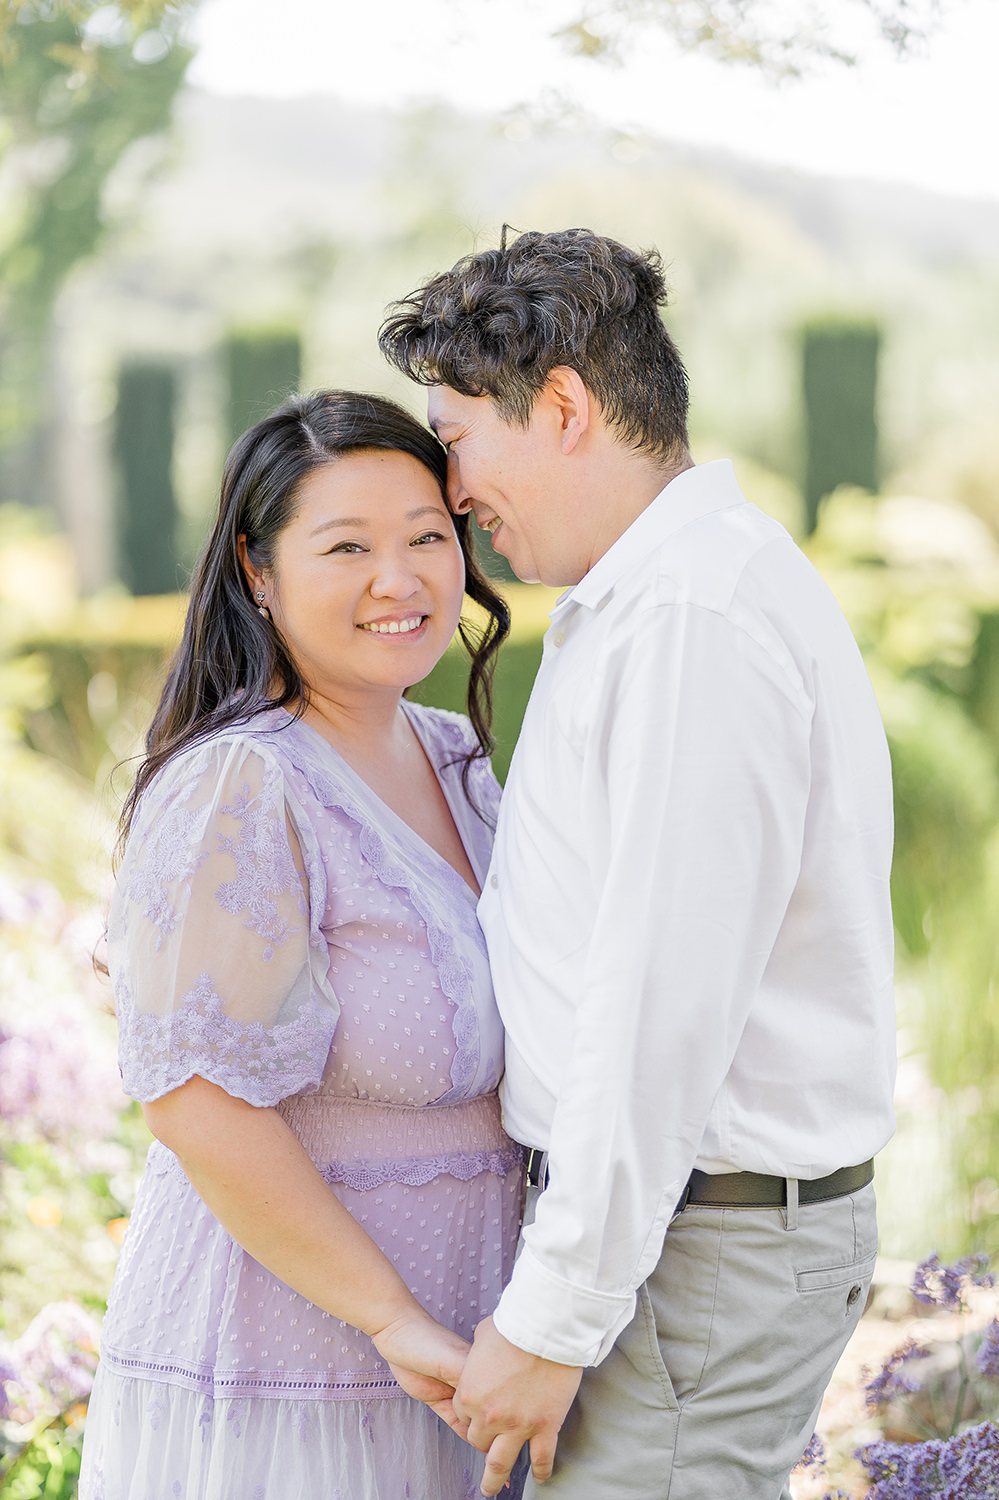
[0,0,196,504]
[223,329,303,447]
[557,0,947,79]
[113,359,179,594]
[801,317,880,533]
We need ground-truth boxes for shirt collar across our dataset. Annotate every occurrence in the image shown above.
[556,459,746,615]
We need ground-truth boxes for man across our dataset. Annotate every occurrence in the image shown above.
[379,227,896,1499]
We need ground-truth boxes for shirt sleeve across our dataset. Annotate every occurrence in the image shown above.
[491,601,814,1365]
[109,736,338,1106]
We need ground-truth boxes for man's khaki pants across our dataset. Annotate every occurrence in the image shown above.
[522,1181,878,1499]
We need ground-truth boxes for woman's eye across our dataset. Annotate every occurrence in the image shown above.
[412,531,447,546]
[328,541,365,554]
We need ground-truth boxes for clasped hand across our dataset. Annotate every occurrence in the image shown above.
[370,1307,471,1432]
[452,1316,583,1496]
[373,1310,582,1494]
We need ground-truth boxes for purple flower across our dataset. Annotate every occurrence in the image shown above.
[857,1419,999,1498]
[977,1320,999,1381]
[11,1300,101,1420]
[0,999,125,1145]
[863,1337,932,1412]
[794,1431,827,1471]
[911,1253,995,1314]
[0,1339,20,1421]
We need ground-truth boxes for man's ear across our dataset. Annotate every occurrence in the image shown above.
[545,367,590,455]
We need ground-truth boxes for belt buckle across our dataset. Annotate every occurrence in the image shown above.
[526,1148,549,1190]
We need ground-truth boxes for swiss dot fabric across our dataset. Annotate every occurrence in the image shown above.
[81,703,525,1500]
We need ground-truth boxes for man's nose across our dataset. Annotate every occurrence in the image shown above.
[447,452,473,514]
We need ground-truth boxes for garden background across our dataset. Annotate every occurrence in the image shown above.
[2,0,999,1494]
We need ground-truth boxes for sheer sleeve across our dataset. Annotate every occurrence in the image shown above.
[108,736,338,1106]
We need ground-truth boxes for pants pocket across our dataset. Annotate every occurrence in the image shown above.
[622,1282,680,1413]
[796,1250,878,1300]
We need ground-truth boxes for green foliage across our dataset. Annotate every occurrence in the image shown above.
[15,634,168,786]
[967,611,999,748]
[0,1417,84,1498]
[805,487,999,1255]
[112,361,179,596]
[223,328,302,447]
[0,738,106,901]
[555,0,945,78]
[879,673,999,958]
[0,0,194,502]
[802,317,881,533]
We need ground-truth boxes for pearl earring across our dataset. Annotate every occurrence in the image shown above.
[255,590,270,621]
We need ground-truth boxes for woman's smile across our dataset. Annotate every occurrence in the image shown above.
[357,613,429,636]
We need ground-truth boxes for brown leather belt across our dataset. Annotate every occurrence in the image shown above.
[525,1152,874,1208]
[675,1159,874,1213]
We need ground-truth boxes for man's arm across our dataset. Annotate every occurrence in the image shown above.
[459,601,813,1484]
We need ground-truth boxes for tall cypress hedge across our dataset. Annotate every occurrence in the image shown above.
[801,317,880,533]
[113,361,179,596]
[224,329,301,446]
[967,610,999,752]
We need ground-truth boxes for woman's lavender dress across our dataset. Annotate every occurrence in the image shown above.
[80,704,525,1500]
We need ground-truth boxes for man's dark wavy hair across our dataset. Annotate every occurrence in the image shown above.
[379,227,690,465]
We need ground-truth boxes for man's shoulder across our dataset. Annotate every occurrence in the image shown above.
[641,500,802,617]
[607,503,862,715]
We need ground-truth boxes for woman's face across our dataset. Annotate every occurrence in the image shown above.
[260,449,466,705]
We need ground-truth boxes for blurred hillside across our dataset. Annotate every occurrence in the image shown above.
[38,87,999,588]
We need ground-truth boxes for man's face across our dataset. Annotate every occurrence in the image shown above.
[427,384,575,587]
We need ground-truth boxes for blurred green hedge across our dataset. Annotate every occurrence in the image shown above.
[12,586,553,790]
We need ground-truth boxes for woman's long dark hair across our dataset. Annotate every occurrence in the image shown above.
[119,390,510,850]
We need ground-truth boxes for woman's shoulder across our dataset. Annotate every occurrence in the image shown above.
[406,701,502,822]
[149,712,289,782]
[132,713,308,835]
[404,700,480,757]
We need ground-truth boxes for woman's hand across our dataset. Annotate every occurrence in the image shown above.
[372,1308,472,1433]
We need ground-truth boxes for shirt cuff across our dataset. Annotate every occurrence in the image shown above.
[491,1245,637,1366]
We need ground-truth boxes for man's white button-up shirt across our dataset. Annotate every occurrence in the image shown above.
[479,459,896,1367]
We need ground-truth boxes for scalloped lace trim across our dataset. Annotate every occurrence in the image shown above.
[147,1136,524,1192]
[318,1145,525,1192]
[118,975,334,1107]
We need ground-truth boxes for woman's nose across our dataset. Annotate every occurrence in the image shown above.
[369,558,422,599]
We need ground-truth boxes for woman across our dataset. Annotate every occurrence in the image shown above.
[80,391,523,1500]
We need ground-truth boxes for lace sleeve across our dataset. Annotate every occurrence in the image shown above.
[108,736,337,1106]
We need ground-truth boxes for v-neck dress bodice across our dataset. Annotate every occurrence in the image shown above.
[80,704,525,1500]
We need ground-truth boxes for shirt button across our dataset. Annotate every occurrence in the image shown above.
[553,631,565,648]
[490,873,499,889]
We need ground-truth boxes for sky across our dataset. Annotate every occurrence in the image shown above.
[187,0,999,204]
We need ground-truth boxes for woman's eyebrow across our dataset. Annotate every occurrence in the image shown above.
[308,506,447,538]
